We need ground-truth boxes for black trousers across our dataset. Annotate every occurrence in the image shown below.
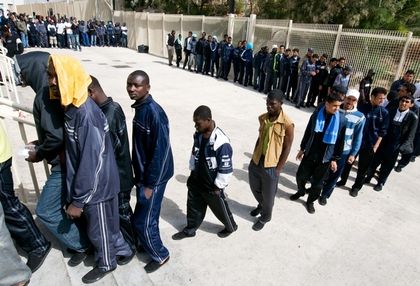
[0,158,49,256]
[183,50,191,69]
[118,191,136,251]
[183,182,237,235]
[352,147,375,190]
[296,155,330,203]
[366,147,399,186]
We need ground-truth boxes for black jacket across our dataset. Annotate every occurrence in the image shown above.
[385,108,418,154]
[99,98,134,192]
[17,51,65,170]
[300,108,347,163]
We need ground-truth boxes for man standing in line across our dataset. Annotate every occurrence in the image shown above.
[88,76,137,254]
[128,70,173,273]
[49,55,133,283]
[172,106,237,240]
[390,70,415,93]
[19,51,90,267]
[319,89,365,205]
[290,92,347,214]
[349,87,389,197]
[249,90,294,230]
[183,31,192,69]
[166,30,175,66]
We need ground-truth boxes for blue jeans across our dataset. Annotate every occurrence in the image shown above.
[20,32,29,48]
[132,183,169,263]
[91,34,97,46]
[36,170,89,251]
[81,32,90,46]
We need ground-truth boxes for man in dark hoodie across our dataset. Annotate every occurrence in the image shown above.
[17,51,90,266]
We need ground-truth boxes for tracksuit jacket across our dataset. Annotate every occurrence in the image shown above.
[64,97,119,208]
[131,95,174,189]
[189,126,233,190]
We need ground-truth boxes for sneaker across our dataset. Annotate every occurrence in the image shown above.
[217,225,238,238]
[318,196,327,206]
[82,267,115,284]
[290,192,305,201]
[172,231,196,240]
[350,188,359,197]
[410,156,416,162]
[252,220,265,231]
[250,205,262,217]
[26,242,52,273]
[68,250,88,267]
[306,202,315,214]
[373,183,383,192]
[144,256,170,273]
[394,165,402,172]
[116,249,135,266]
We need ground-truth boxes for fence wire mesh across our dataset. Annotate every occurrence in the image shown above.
[13,1,420,88]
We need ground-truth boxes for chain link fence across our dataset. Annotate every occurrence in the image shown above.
[15,0,420,88]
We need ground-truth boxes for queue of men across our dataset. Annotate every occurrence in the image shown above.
[0,46,419,285]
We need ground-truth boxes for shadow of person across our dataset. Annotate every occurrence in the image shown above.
[232,168,249,183]
[243,152,253,159]
[282,161,299,177]
[225,198,255,223]
[160,197,186,231]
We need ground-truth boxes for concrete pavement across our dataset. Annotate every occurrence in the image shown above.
[7,46,420,286]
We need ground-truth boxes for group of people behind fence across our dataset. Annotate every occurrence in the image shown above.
[1,45,419,284]
[0,10,128,51]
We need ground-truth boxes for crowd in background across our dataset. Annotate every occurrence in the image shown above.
[0,9,129,51]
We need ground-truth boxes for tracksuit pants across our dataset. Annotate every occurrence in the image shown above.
[132,183,169,263]
[366,147,399,186]
[183,180,237,236]
[321,154,349,199]
[352,147,375,190]
[84,196,132,271]
[0,158,50,256]
[248,159,279,223]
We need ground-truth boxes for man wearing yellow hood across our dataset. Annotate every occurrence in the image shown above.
[48,55,133,283]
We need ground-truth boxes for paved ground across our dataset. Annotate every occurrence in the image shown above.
[4,46,420,286]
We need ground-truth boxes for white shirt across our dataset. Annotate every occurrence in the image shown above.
[394,108,409,122]
[64,22,72,34]
[57,22,65,34]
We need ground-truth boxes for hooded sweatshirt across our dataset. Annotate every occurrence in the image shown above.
[17,51,64,169]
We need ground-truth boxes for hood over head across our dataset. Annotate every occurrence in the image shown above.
[17,51,50,93]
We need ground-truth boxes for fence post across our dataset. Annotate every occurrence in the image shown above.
[228,14,235,39]
[285,20,293,48]
[132,11,136,49]
[395,32,413,81]
[332,24,343,58]
[162,13,166,57]
[146,12,150,47]
[202,15,205,33]
[246,14,256,44]
[180,14,184,39]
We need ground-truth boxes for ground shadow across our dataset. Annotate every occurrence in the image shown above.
[225,197,255,223]
[175,174,188,184]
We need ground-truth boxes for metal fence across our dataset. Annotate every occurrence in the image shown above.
[15,1,420,88]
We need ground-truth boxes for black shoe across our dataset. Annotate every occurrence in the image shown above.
[394,165,402,172]
[410,156,416,162]
[290,192,304,201]
[364,176,372,185]
[217,225,238,238]
[172,231,196,240]
[68,250,88,267]
[27,242,52,273]
[350,188,359,197]
[250,205,262,217]
[82,267,115,284]
[144,256,170,273]
[336,180,346,187]
[318,196,327,206]
[306,202,315,214]
[252,220,265,231]
[116,250,135,266]
[373,183,383,192]
[295,104,301,109]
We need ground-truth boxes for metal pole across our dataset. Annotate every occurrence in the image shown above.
[332,24,343,58]
[285,20,293,48]
[395,32,413,81]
